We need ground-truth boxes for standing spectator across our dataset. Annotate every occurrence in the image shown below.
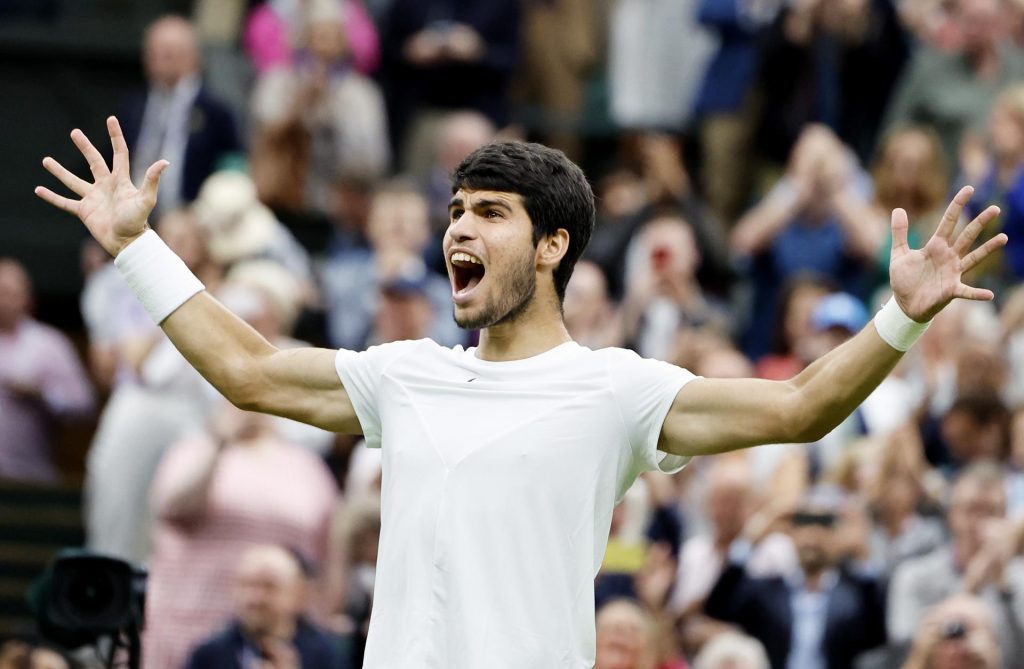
[884,0,1024,172]
[244,0,380,75]
[184,544,347,669]
[143,400,340,669]
[120,16,242,214]
[900,594,1002,669]
[608,0,716,133]
[249,0,390,213]
[731,126,883,359]
[754,0,909,168]
[0,258,94,483]
[377,0,519,168]
[704,485,887,669]
[887,461,1024,666]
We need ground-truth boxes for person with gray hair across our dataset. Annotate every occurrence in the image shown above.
[693,632,769,669]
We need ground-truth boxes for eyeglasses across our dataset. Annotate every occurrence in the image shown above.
[790,511,837,527]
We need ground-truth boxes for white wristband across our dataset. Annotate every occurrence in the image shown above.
[873,297,929,352]
[113,229,205,324]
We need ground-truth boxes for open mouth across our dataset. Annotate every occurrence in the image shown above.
[450,251,485,298]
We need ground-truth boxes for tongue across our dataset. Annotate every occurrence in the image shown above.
[465,275,481,291]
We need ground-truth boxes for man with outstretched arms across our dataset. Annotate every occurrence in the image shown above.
[36,117,1006,669]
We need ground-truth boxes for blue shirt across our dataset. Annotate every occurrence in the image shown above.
[786,569,839,669]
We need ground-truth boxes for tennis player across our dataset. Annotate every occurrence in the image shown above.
[37,117,1006,669]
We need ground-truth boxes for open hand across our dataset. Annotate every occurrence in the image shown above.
[35,116,168,257]
[890,186,1006,323]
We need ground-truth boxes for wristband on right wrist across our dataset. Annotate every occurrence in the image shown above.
[873,297,930,352]
[113,229,205,324]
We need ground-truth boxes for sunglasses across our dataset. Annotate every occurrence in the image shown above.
[791,511,837,527]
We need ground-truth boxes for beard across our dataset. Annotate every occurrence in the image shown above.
[454,247,537,330]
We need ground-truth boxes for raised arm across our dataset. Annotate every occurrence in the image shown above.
[35,117,360,433]
[661,187,1006,457]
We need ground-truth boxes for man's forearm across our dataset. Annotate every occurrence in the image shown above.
[787,323,903,442]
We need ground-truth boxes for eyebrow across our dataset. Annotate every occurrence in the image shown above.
[447,196,514,213]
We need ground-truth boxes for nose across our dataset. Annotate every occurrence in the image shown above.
[447,209,478,244]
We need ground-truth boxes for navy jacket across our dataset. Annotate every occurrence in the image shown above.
[184,620,347,669]
[704,562,887,669]
[119,86,241,204]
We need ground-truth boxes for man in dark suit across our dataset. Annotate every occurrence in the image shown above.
[704,486,886,669]
[184,544,347,669]
[120,15,241,215]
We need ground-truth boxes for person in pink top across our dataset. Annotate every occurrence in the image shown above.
[244,0,380,75]
[0,258,94,483]
[143,399,340,669]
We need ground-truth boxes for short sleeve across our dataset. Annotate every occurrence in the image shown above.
[606,349,698,474]
[334,340,420,448]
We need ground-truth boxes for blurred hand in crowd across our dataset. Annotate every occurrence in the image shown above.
[902,594,1001,669]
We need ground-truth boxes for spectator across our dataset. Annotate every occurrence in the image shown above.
[869,125,950,293]
[513,0,598,160]
[692,631,770,669]
[704,485,887,669]
[884,0,1024,172]
[670,459,797,654]
[900,594,1002,669]
[563,260,624,350]
[249,0,389,213]
[607,0,716,133]
[887,461,1024,666]
[320,179,462,351]
[378,0,519,168]
[120,16,242,214]
[731,125,883,359]
[961,82,1024,284]
[143,400,339,669]
[753,0,909,168]
[184,543,346,669]
[244,0,380,75]
[753,273,834,381]
[331,493,381,666]
[0,258,94,483]
[693,0,782,227]
[621,214,731,362]
[594,598,688,669]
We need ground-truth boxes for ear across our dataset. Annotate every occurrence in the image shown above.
[536,229,570,271]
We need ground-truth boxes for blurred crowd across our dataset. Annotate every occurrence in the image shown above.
[5,0,1024,667]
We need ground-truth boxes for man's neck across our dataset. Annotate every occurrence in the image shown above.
[476,295,572,362]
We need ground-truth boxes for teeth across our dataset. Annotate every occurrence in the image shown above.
[451,252,482,265]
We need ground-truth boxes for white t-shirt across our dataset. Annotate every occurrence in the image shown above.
[335,339,696,669]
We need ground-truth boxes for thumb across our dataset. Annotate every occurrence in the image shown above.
[891,207,910,257]
[141,160,169,201]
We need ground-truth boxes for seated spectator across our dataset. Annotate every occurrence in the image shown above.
[594,598,688,669]
[670,459,797,655]
[184,544,346,669]
[244,0,380,75]
[621,214,732,362]
[320,179,462,350]
[732,126,883,359]
[692,632,769,669]
[887,461,1024,665]
[331,493,381,666]
[865,427,947,572]
[143,400,340,669]
[884,0,1024,172]
[0,258,94,483]
[754,273,834,381]
[900,594,1002,669]
[120,16,242,215]
[250,0,389,213]
[704,485,887,669]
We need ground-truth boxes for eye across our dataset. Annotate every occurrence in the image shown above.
[449,208,464,223]
[485,209,503,219]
